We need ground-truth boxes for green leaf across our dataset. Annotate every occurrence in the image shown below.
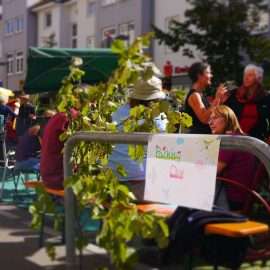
[59,131,69,142]
[46,244,56,261]
[180,112,193,128]
[128,144,145,162]
[142,65,154,80]
[116,164,128,177]
[159,100,170,113]
[158,219,169,237]
[111,39,126,54]
[118,65,131,85]
[129,105,145,118]
[123,120,136,132]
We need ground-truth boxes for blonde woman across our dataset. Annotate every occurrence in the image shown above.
[209,105,256,210]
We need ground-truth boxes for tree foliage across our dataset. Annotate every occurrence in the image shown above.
[30,34,192,269]
[154,0,270,84]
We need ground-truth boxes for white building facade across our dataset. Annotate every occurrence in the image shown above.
[0,0,39,90]
[33,0,77,48]
[77,0,96,48]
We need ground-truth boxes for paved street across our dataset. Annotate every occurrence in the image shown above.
[0,203,157,270]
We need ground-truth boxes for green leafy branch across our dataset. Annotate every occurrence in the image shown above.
[30,34,191,269]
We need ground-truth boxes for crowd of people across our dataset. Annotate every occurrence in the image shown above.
[185,62,270,140]
[0,61,269,212]
[184,62,270,210]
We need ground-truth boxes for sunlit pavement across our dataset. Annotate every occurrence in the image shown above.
[0,202,269,270]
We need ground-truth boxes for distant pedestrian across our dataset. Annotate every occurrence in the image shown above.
[16,94,36,137]
[163,60,173,90]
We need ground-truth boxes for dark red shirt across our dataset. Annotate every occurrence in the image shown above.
[239,103,259,134]
[40,113,68,189]
[163,62,173,77]
[219,149,257,204]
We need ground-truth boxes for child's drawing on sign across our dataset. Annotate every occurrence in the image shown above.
[155,145,182,161]
[194,137,220,164]
[145,134,220,211]
[169,165,184,180]
[203,138,220,163]
[195,159,206,171]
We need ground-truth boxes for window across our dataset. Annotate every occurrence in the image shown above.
[7,54,13,75]
[101,26,116,48]
[119,22,135,46]
[86,36,95,48]
[4,21,9,35]
[87,1,96,16]
[15,17,24,33]
[72,23,78,48]
[72,39,77,48]
[72,23,77,36]
[101,0,117,7]
[44,12,52,28]
[4,19,14,35]
[15,52,23,73]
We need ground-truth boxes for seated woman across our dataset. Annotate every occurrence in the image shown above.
[184,62,227,134]
[15,123,41,173]
[225,64,270,140]
[15,110,55,173]
[209,105,257,210]
[109,75,168,201]
[6,98,20,147]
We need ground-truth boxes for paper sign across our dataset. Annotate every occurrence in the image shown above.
[144,134,220,211]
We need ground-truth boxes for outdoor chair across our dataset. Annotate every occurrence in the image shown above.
[24,181,65,247]
[0,131,16,200]
[13,166,40,192]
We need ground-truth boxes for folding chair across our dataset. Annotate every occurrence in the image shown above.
[0,130,16,199]
[13,166,40,191]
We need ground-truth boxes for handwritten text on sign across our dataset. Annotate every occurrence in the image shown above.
[144,134,220,211]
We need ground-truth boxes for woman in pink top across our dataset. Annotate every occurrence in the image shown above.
[209,105,257,210]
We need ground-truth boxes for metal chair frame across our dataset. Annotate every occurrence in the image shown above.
[0,132,16,199]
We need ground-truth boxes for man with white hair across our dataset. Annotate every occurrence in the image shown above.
[225,64,270,140]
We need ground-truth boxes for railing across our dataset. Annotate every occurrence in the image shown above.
[63,132,270,269]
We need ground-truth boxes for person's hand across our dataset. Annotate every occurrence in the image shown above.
[265,136,270,145]
[216,83,227,98]
[70,108,80,119]
[215,84,229,104]
[28,125,40,136]
[29,113,36,120]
